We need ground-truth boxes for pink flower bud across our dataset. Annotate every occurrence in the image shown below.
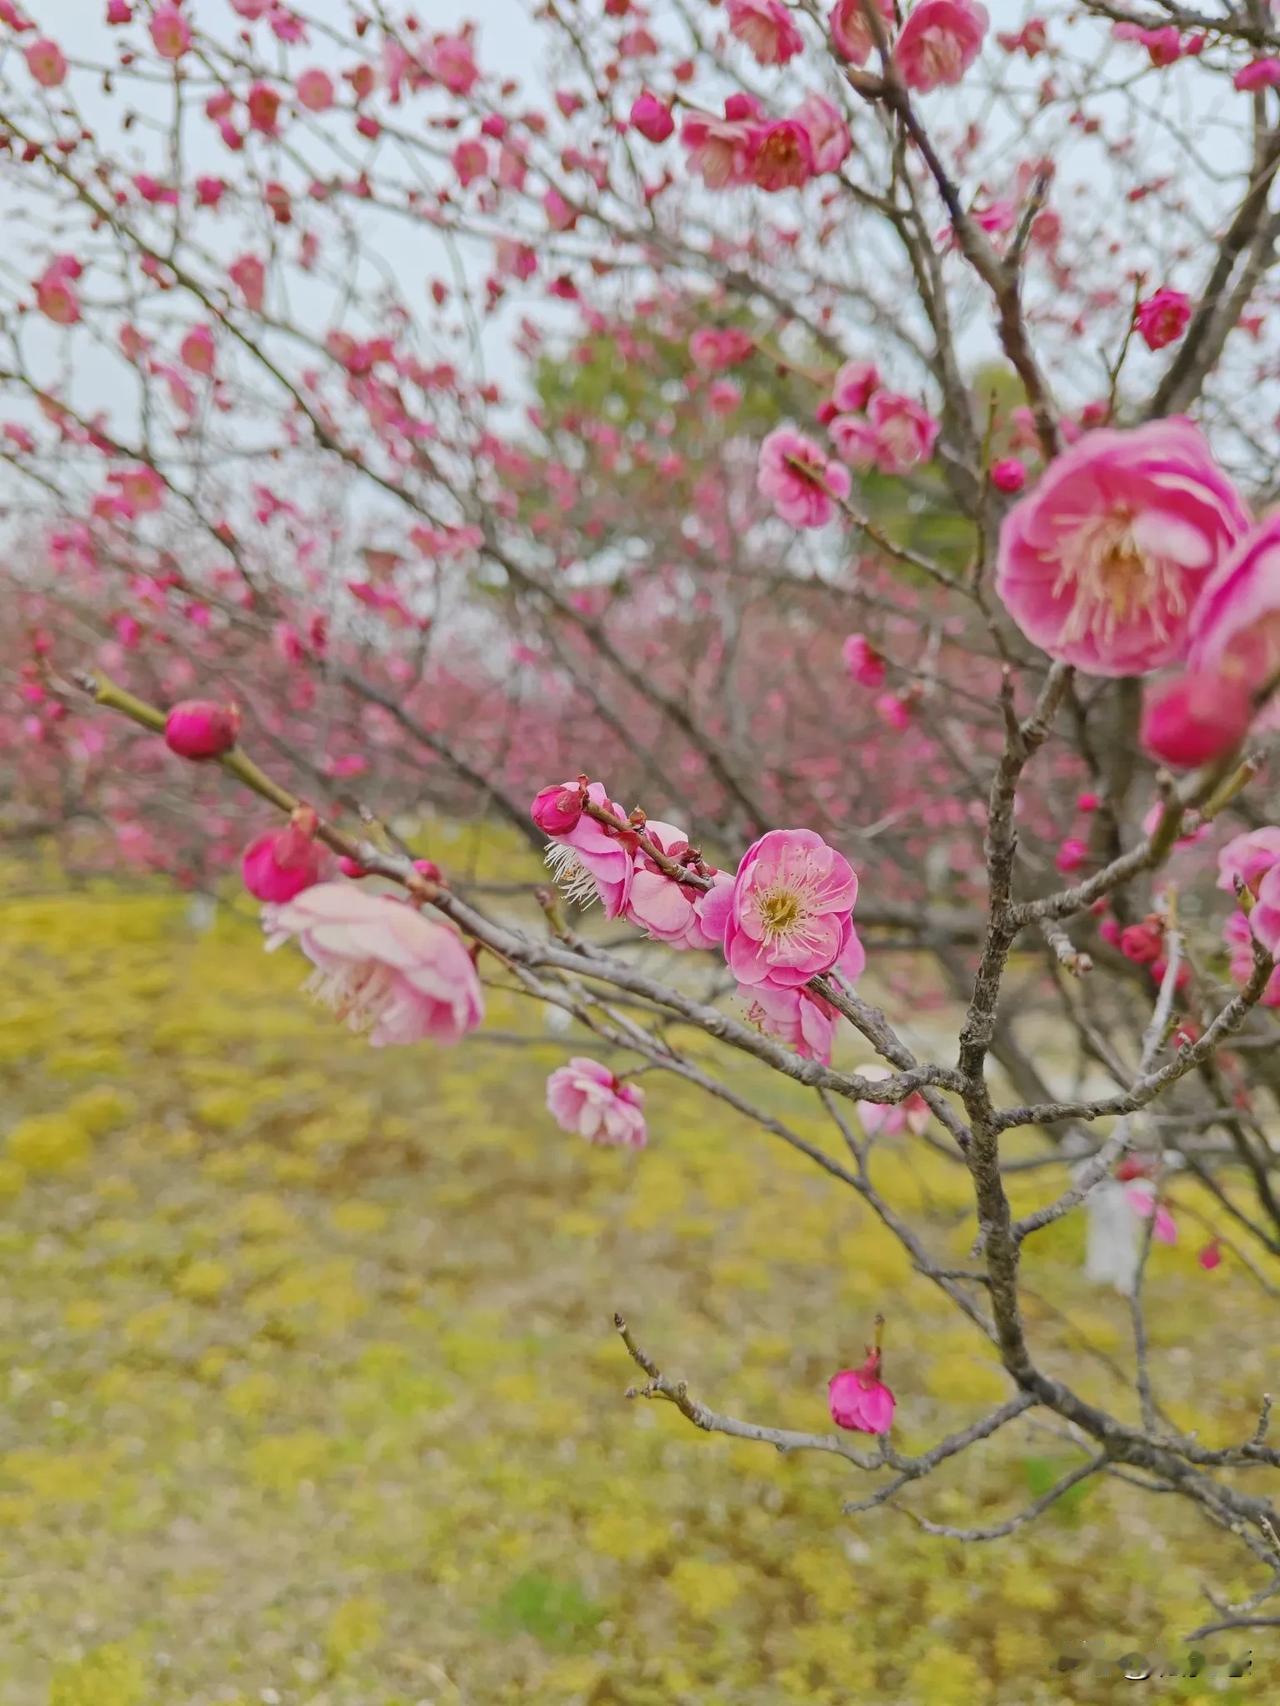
[1141,671,1253,768]
[1055,836,1088,874]
[991,457,1026,493]
[242,818,325,902]
[531,781,584,836]
[1119,921,1162,965]
[1134,287,1191,352]
[630,90,675,142]
[1197,1239,1223,1271]
[828,1347,895,1434]
[163,699,240,760]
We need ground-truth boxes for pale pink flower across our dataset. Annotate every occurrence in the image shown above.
[895,0,988,92]
[831,359,879,413]
[680,95,762,189]
[689,326,754,370]
[35,256,81,325]
[242,818,325,902]
[842,632,886,689]
[264,883,484,1047]
[793,93,852,174]
[546,1057,647,1147]
[1135,287,1191,351]
[179,325,216,375]
[830,0,895,65]
[1141,670,1253,768]
[996,419,1250,676]
[625,824,731,950]
[1188,513,1280,698]
[722,827,859,990]
[828,1348,895,1434]
[230,254,266,313]
[1251,865,1280,959]
[758,427,851,528]
[1217,828,1280,896]
[866,391,940,472]
[426,33,480,95]
[744,983,840,1063]
[25,37,66,87]
[855,1063,930,1136]
[1223,910,1280,1004]
[747,118,815,191]
[727,0,805,65]
[1124,1181,1177,1245]
[296,68,334,112]
[543,780,634,917]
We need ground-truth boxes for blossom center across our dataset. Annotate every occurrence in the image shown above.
[758,887,804,936]
[1053,509,1183,646]
[306,960,397,1033]
[545,842,601,908]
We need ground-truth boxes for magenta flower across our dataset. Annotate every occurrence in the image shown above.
[828,1348,896,1434]
[546,1057,647,1148]
[1141,670,1253,768]
[727,0,805,65]
[1217,828,1280,897]
[722,827,859,990]
[991,457,1026,493]
[895,0,989,93]
[1198,1239,1223,1271]
[531,779,584,837]
[1135,287,1191,351]
[1188,513,1280,697]
[855,1064,930,1136]
[164,699,240,760]
[264,883,484,1047]
[747,118,816,191]
[831,359,880,414]
[842,632,887,689]
[758,428,851,528]
[630,90,674,143]
[996,420,1250,675]
[542,781,634,917]
[1251,865,1280,959]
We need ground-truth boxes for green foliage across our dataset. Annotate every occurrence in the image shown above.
[485,1572,604,1650]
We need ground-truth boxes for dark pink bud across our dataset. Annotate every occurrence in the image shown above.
[412,858,442,882]
[1119,921,1162,965]
[337,855,371,879]
[163,698,240,760]
[1141,671,1253,769]
[1197,1239,1223,1271]
[629,90,674,143]
[531,781,584,836]
[242,818,325,902]
[991,457,1026,493]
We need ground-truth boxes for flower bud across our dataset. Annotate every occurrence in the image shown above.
[531,781,584,836]
[991,457,1026,493]
[164,698,240,760]
[242,819,324,902]
[1140,671,1252,769]
[629,91,674,143]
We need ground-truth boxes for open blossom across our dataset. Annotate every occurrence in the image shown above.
[758,428,850,528]
[867,391,940,473]
[1140,670,1253,767]
[264,883,484,1047]
[995,419,1250,676]
[1250,865,1280,959]
[1224,910,1280,1004]
[680,94,762,189]
[793,93,852,174]
[296,68,334,112]
[25,37,67,87]
[743,933,866,1062]
[1218,828,1280,896]
[543,781,633,917]
[727,0,805,65]
[1135,288,1191,351]
[1188,513,1280,699]
[722,827,859,990]
[842,632,886,689]
[831,359,880,414]
[895,0,989,93]
[830,0,895,65]
[855,1063,930,1136]
[747,118,815,191]
[689,327,755,370]
[242,818,325,902]
[229,254,266,313]
[35,256,81,326]
[150,3,191,59]
[546,1057,647,1147]
[625,823,731,950]
[828,1347,895,1434]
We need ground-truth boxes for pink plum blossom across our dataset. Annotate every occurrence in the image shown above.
[757,427,851,528]
[625,823,732,949]
[1198,1239,1223,1270]
[991,457,1026,493]
[150,3,191,59]
[727,0,805,65]
[995,419,1250,675]
[35,256,81,326]
[630,90,674,142]
[264,883,484,1047]
[1124,1181,1177,1245]
[747,118,816,191]
[855,1063,930,1136]
[793,93,852,174]
[1218,828,1280,896]
[830,0,895,65]
[1135,288,1191,351]
[722,827,859,990]
[680,95,762,189]
[531,779,584,836]
[546,1057,647,1147]
[242,817,326,902]
[1188,513,1280,698]
[25,37,66,87]
[1250,864,1280,959]
[895,0,989,93]
[230,254,266,313]
[164,699,240,760]
[542,780,634,917]
[866,391,940,473]
[296,68,334,112]
[842,632,887,689]
[828,1347,896,1434]
[831,359,880,413]
[744,983,841,1063]
[1140,670,1253,767]
[1224,910,1280,1004]
[1234,58,1280,91]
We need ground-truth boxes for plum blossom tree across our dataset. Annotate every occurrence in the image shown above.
[4,0,1280,1632]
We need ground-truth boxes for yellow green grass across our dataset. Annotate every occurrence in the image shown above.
[0,849,1273,1703]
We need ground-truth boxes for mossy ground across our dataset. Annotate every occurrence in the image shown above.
[0,842,1274,1703]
